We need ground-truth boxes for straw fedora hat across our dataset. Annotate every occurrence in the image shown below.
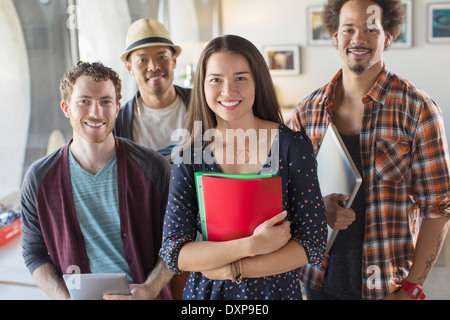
[120,19,182,62]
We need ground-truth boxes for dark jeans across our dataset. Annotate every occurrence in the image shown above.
[304,286,340,300]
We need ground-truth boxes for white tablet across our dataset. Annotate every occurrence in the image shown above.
[63,273,131,300]
[316,124,362,253]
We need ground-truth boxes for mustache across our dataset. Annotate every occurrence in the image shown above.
[83,118,107,124]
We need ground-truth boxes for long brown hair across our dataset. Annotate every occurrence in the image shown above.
[186,35,283,145]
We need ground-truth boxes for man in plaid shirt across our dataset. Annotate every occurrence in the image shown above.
[290,0,450,300]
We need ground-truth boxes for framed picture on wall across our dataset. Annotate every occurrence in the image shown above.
[264,45,300,76]
[427,3,450,43]
[307,6,333,46]
[392,0,413,48]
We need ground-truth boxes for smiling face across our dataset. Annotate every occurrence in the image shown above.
[126,46,177,98]
[333,0,393,75]
[204,52,256,126]
[61,75,120,144]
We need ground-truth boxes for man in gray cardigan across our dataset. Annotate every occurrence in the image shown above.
[21,62,173,300]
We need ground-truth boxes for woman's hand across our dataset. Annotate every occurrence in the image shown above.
[249,211,291,256]
[201,211,298,281]
[202,264,233,281]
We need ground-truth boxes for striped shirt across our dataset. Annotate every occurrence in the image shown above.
[290,65,450,300]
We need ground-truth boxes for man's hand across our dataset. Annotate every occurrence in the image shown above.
[323,194,356,230]
[383,289,414,300]
[103,283,158,300]
[104,258,174,300]
[32,263,71,300]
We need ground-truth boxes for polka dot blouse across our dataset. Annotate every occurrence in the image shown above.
[159,124,327,300]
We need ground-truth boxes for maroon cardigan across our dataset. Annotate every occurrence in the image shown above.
[21,137,171,298]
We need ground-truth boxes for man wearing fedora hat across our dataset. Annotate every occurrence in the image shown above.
[114,19,191,163]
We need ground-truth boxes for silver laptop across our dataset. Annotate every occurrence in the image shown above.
[316,124,362,253]
[63,273,131,300]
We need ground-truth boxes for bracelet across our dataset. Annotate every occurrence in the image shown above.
[236,259,243,284]
[231,260,243,284]
[230,262,236,280]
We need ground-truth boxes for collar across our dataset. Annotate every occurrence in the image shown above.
[325,64,394,107]
[364,64,394,106]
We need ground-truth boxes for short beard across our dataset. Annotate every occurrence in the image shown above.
[349,64,367,75]
[343,45,373,75]
[70,117,113,145]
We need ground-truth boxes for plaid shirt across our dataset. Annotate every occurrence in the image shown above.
[290,65,450,300]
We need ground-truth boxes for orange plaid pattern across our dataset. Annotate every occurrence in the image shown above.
[290,66,450,300]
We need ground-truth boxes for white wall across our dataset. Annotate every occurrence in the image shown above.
[76,0,135,103]
[169,0,222,87]
[0,0,30,199]
[222,0,450,142]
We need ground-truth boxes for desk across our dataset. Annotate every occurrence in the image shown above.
[0,192,48,300]
[0,236,49,300]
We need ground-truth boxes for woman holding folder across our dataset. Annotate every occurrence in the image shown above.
[159,35,327,300]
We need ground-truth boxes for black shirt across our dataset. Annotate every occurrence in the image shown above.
[322,133,366,300]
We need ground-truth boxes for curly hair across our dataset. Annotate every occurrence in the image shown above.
[60,61,122,103]
[322,0,406,41]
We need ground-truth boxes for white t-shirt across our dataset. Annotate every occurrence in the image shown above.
[132,96,188,163]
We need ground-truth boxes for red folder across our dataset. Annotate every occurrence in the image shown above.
[195,172,282,242]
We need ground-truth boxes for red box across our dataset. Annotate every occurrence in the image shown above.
[0,219,21,247]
